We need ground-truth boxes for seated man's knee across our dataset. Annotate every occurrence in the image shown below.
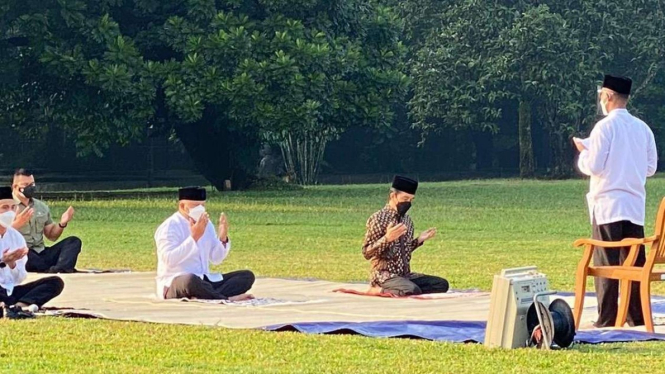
[173,273,199,288]
[242,270,256,285]
[383,281,421,296]
[50,277,65,296]
[392,285,421,296]
[69,236,83,252]
[438,278,450,293]
[408,284,423,296]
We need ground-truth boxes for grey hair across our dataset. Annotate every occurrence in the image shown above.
[388,188,404,199]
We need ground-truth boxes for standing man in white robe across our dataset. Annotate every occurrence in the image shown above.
[573,75,658,328]
[0,187,64,318]
[155,187,255,301]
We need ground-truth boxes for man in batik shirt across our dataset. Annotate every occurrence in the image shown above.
[362,176,449,296]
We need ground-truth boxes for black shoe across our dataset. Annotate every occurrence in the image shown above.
[2,305,35,319]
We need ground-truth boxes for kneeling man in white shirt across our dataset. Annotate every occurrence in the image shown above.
[155,187,254,301]
[0,187,64,315]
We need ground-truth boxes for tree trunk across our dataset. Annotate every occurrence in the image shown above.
[549,130,574,178]
[518,99,535,178]
[279,132,328,185]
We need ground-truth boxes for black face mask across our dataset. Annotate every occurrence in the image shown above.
[396,201,412,217]
[21,185,36,199]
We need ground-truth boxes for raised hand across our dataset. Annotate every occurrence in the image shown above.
[417,228,437,244]
[218,213,229,243]
[2,247,28,268]
[12,206,34,229]
[385,222,407,242]
[572,137,586,152]
[189,213,209,242]
[60,206,75,225]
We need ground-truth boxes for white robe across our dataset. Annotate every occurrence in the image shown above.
[154,212,230,298]
[577,108,658,226]
[0,227,28,296]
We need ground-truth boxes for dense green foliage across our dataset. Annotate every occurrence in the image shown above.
[407,0,665,177]
[1,1,664,183]
[0,0,407,186]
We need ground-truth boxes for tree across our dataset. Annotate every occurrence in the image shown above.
[409,0,513,170]
[497,4,589,178]
[409,0,665,178]
[0,0,407,187]
[544,0,665,176]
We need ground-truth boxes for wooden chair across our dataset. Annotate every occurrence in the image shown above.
[573,197,665,333]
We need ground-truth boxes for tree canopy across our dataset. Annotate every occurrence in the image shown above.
[1,0,407,187]
[2,0,664,184]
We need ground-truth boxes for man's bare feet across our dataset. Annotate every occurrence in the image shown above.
[228,293,255,302]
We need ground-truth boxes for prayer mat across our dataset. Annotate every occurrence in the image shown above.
[332,288,489,299]
[24,272,665,343]
[178,297,327,307]
[75,268,132,274]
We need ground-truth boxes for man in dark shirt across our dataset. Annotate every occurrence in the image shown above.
[362,176,449,296]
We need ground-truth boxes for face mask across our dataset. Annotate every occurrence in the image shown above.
[600,99,609,116]
[596,87,607,117]
[188,204,206,222]
[0,211,16,228]
[396,201,412,217]
[20,185,36,199]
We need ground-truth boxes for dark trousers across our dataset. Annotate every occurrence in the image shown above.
[0,276,64,307]
[165,270,255,300]
[380,274,450,296]
[26,236,82,273]
[592,219,646,327]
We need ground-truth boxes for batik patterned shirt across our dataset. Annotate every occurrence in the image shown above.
[362,205,422,286]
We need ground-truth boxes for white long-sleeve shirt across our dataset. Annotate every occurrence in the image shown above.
[154,212,230,298]
[0,227,28,296]
[577,108,658,225]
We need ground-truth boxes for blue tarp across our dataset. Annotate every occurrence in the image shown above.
[262,289,665,344]
[264,320,665,344]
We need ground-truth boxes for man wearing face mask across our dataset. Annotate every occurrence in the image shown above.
[11,169,80,273]
[0,187,64,318]
[573,75,658,328]
[154,186,255,301]
[362,176,449,296]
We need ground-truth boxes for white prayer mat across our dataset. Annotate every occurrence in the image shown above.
[24,272,665,333]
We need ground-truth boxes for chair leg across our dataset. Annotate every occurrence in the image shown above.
[574,273,587,330]
[641,280,654,333]
[616,280,631,328]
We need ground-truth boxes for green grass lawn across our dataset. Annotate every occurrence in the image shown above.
[2,178,665,373]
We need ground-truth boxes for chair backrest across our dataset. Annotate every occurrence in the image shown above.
[645,197,665,268]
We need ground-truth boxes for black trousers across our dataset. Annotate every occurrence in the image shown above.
[0,276,64,307]
[380,274,450,296]
[26,236,82,273]
[592,219,646,327]
[165,270,255,300]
